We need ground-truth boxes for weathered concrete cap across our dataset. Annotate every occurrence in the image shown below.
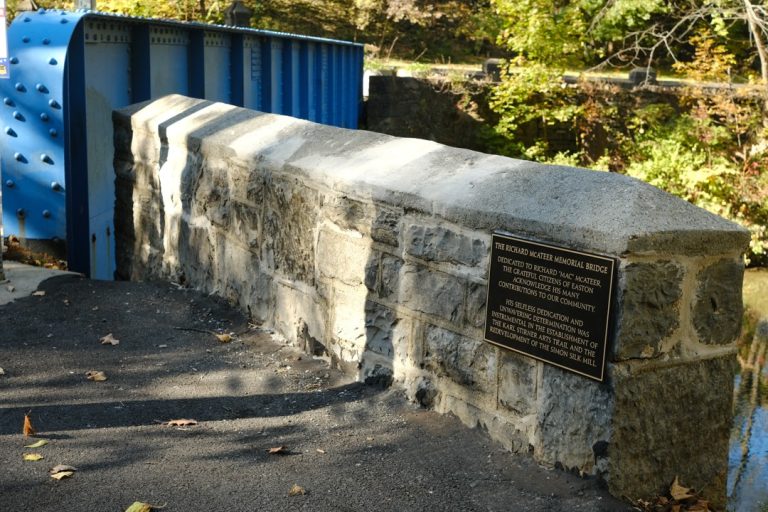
[116,95,749,257]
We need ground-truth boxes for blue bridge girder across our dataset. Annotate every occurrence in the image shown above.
[0,9,364,279]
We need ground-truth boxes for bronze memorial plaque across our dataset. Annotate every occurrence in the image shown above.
[484,233,616,382]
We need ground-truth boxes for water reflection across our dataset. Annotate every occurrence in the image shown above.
[728,321,768,511]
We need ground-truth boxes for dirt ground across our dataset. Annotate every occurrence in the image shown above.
[0,274,631,511]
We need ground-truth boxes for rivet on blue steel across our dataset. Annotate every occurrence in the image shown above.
[3,97,13,106]
[12,111,24,121]
[13,152,26,163]
[14,82,25,92]
[16,208,25,218]
[40,113,49,122]
[42,210,52,218]
[5,127,16,136]
[51,181,62,191]
[48,99,60,109]
[9,57,18,64]
[5,180,14,188]
[36,84,48,93]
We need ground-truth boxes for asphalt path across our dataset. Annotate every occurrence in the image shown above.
[0,274,631,511]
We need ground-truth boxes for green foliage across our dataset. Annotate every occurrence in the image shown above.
[489,33,768,264]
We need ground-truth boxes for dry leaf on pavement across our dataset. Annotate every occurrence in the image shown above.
[23,453,44,461]
[49,465,77,480]
[86,370,108,382]
[316,449,326,454]
[50,471,74,480]
[25,439,49,448]
[267,446,289,455]
[288,484,306,496]
[32,290,45,297]
[670,476,694,501]
[165,419,198,427]
[215,333,232,343]
[125,502,166,512]
[50,464,77,474]
[100,333,120,346]
[23,412,36,437]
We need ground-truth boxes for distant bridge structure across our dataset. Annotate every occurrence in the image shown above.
[0,9,363,279]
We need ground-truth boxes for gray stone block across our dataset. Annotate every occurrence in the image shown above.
[379,254,403,299]
[497,351,537,415]
[405,224,487,267]
[693,259,743,345]
[466,282,487,329]
[615,261,683,359]
[424,325,497,393]
[610,356,736,507]
[534,364,613,474]
[400,264,464,325]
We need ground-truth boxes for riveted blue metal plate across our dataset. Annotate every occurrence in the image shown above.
[0,9,363,279]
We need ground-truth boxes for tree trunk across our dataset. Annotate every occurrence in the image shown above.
[743,0,768,121]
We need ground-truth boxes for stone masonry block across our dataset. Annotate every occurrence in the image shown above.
[405,224,487,267]
[693,259,743,345]
[424,325,497,393]
[498,351,537,415]
[534,364,613,475]
[317,228,376,287]
[264,180,320,282]
[615,261,684,360]
[363,301,410,365]
[379,254,403,299]
[399,264,464,325]
[610,356,736,507]
[466,282,487,330]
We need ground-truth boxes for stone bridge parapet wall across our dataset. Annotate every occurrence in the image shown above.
[113,95,749,506]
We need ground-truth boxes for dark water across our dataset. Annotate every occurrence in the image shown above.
[728,353,768,510]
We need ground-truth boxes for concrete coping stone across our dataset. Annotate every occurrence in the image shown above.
[114,94,749,258]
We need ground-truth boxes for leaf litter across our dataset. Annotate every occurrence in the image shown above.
[100,333,120,346]
[23,411,35,437]
[49,465,77,480]
[23,453,44,461]
[288,484,306,496]
[634,476,712,512]
[86,370,108,381]
[125,501,166,512]
[164,419,198,427]
[24,439,48,448]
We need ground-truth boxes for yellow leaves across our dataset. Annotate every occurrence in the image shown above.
[636,477,712,512]
[23,453,44,461]
[24,439,49,448]
[100,333,120,346]
[267,446,289,455]
[86,370,108,382]
[125,502,166,512]
[165,419,198,427]
[670,476,694,501]
[215,333,232,343]
[49,465,77,480]
[23,412,36,437]
[288,484,306,496]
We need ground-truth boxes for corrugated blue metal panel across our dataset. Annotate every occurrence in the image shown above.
[0,9,363,279]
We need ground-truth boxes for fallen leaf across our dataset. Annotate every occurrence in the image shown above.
[288,484,306,496]
[166,419,197,427]
[267,446,289,455]
[6,285,15,292]
[670,476,694,501]
[672,505,681,512]
[23,453,44,461]
[0,367,5,375]
[50,471,74,480]
[689,500,710,512]
[49,464,77,474]
[125,502,166,512]
[86,370,108,382]
[32,290,46,297]
[23,412,36,437]
[215,333,232,343]
[25,439,49,448]
[100,333,120,346]
[316,449,326,454]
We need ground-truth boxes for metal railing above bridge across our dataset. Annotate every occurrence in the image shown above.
[0,9,363,279]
